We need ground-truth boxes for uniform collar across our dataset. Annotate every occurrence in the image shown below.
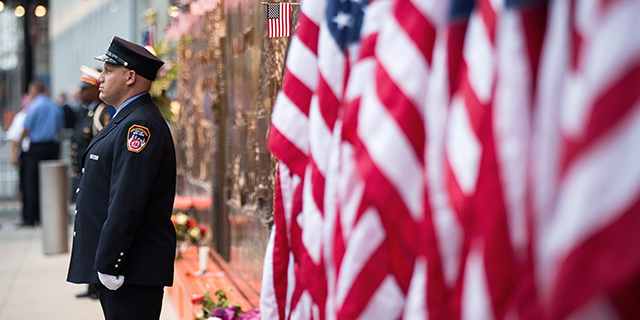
[111,92,153,123]
[113,92,145,118]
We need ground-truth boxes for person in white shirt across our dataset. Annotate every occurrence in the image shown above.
[6,95,31,227]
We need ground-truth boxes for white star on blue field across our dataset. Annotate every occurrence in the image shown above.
[332,11,354,30]
[327,0,369,51]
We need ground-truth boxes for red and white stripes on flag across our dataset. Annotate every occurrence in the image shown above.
[530,0,640,318]
[262,0,324,318]
[260,163,296,320]
[327,0,406,318]
[347,0,453,319]
[441,0,550,318]
[268,3,292,38]
[262,0,640,319]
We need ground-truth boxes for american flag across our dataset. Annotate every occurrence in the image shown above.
[440,0,550,318]
[262,0,324,318]
[268,3,292,38]
[262,0,640,318]
[326,0,401,318]
[142,24,155,47]
[345,0,454,318]
[423,1,473,318]
[529,0,640,318]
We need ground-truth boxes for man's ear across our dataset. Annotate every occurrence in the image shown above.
[126,70,136,86]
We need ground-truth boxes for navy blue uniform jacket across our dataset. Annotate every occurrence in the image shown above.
[67,93,177,286]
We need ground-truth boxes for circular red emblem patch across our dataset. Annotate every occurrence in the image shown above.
[127,124,150,153]
[130,138,142,149]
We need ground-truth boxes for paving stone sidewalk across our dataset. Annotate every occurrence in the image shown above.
[0,216,180,320]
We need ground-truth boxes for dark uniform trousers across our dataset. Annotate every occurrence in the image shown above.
[94,283,164,320]
[23,142,59,225]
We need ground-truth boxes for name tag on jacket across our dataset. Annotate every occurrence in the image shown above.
[89,154,99,161]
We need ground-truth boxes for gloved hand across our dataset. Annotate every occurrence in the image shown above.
[97,271,125,290]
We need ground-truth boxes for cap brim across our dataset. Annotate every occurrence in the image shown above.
[95,54,120,65]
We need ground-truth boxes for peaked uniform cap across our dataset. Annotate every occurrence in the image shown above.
[80,65,101,88]
[95,36,164,81]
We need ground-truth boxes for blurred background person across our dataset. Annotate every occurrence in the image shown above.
[69,66,114,205]
[21,80,63,227]
[71,66,114,300]
[57,92,77,129]
[6,95,31,227]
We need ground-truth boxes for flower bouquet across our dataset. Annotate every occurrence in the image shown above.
[171,211,211,259]
[192,288,260,320]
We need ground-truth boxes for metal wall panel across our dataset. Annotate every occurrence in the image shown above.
[222,0,295,295]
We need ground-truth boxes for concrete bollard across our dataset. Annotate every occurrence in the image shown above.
[40,160,69,254]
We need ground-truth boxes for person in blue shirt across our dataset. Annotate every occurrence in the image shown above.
[21,80,64,226]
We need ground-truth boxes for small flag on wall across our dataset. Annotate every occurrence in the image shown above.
[267,3,290,38]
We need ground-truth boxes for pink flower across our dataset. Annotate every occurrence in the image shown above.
[237,308,260,320]
[209,307,227,320]
[224,306,237,319]
[157,61,173,78]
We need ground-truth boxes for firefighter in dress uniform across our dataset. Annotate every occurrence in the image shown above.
[70,66,114,204]
[66,36,176,320]
[71,66,114,300]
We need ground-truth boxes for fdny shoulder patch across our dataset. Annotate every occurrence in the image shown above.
[127,125,150,153]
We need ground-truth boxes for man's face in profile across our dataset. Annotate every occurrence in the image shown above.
[97,62,131,106]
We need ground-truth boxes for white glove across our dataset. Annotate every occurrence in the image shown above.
[98,271,125,290]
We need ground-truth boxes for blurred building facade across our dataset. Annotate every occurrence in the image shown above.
[49,0,172,99]
[0,7,22,129]
[0,0,50,129]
